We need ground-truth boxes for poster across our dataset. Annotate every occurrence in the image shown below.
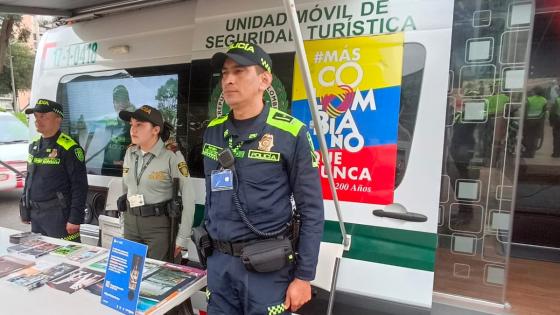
[292,33,404,205]
[101,237,148,315]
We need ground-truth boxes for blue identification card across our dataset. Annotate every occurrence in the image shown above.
[211,169,234,191]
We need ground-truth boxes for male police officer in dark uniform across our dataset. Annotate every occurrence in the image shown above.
[21,99,88,241]
[201,41,324,314]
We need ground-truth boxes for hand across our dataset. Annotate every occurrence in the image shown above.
[174,246,183,258]
[21,220,30,224]
[66,223,80,235]
[284,278,312,312]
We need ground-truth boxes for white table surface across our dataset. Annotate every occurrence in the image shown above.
[0,227,206,315]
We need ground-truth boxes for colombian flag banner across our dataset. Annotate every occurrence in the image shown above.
[292,33,404,205]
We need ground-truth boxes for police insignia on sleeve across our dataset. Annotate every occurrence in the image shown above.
[178,161,189,177]
[74,148,85,162]
[258,133,274,152]
[123,167,129,176]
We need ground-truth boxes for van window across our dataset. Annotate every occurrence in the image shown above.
[57,65,189,176]
[0,114,28,143]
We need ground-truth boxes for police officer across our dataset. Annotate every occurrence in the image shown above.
[119,105,195,261]
[522,87,548,158]
[101,85,135,176]
[202,41,324,314]
[550,95,560,158]
[21,99,88,242]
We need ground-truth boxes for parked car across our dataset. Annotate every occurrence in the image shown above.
[0,112,28,191]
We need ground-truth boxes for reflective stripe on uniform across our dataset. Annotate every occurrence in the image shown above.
[56,132,78,150]
[62,232,80,241]
[266,108,304,137]
[267,303,285,315]
[208,115,228,127]
[31,157,61,165]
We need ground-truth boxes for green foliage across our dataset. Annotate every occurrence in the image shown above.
[0,42,35,95]
[13,112,28,126]
[155,78,178,126]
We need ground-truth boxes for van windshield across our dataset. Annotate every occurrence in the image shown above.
[0,114,28,143]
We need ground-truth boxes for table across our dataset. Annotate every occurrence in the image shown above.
[0,227,207,315]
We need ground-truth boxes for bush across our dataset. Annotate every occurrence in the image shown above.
[13,111,27,126]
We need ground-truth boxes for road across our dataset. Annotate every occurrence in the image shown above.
[0,188,31,232]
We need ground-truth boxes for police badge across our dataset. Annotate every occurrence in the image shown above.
[178,161,189,177]
[258,134,274,152]
[74,148,85,162]
[48,149,58,158]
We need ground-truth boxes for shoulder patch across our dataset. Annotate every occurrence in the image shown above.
[165,141,178,153]
[207,115,228,127]
[74,147,85,162]
[56,132,78,150]
[266,108,304,137]
[178,161,189,177]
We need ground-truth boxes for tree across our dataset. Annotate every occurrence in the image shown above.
[155,78,178,127]
[0,42,35,95]
[0,15,29,76]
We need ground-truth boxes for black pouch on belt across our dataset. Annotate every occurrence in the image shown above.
[116,194,128,212]
[192,225,213,269]
[19,199,31,222]
[241,238,294,273]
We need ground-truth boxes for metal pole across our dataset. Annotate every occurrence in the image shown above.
[282,0,348,248]
[8,44,18,113]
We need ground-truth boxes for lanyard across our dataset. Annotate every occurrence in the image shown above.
[134,153,155,186]
[227,136,244,157]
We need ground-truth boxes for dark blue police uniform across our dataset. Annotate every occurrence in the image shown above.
[22,130,88,240]
[202,105,324,315]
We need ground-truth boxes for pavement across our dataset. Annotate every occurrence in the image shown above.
[0,188,31,232]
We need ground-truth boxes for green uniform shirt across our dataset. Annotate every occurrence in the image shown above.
[526,95,547,119]
[122,138,195,248]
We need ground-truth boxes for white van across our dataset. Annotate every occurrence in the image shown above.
[0,112,28,190]
[26,0,534,314]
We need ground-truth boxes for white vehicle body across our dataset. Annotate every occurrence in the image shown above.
[0,112,28,190]
[29,0,454,312]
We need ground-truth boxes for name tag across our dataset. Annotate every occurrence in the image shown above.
[211,169,233,191]
[127,194,145,208]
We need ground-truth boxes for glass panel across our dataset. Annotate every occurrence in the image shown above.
[56,65,188,176]
[513,8,560,254]
[434,0,534,304]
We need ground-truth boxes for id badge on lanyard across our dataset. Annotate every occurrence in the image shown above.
[211,169,233,191]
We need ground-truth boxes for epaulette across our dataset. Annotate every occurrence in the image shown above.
[165,141,178,153]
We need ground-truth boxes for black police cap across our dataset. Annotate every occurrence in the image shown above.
[211,41,272,73]
[119,105,164,129]
[24,99,64,118]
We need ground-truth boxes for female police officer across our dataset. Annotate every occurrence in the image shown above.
[119,105,195,261]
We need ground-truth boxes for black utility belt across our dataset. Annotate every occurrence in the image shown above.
[129,201,169,217]
[29,198,64,210]
[213,238,295,273]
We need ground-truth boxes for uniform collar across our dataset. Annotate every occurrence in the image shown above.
[131,138,165,157]
[224,104,269,141]
[42,129,61,142]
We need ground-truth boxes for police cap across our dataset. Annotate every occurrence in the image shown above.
[119,105,164,129]
[24,99,64,118]
[211,41,272,73]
